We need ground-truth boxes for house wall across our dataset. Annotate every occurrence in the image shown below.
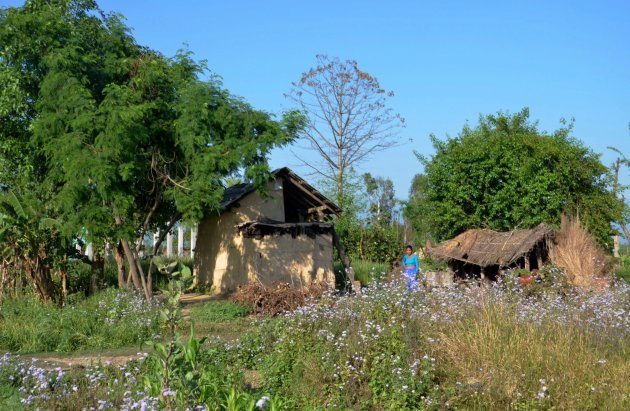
[241,232,334,288]
[194,180,335,294]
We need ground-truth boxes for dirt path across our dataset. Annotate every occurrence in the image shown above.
[15,347,148,370]
[180,293,216,305]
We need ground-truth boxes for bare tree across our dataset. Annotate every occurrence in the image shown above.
[286,55,404,209]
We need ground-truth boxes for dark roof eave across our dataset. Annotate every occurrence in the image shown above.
[219,167,342,215]
[274,167,342,215]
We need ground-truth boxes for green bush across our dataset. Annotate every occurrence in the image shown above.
[614,255,630,283]
[335,260,389,286]
[421,256,447,271]
[0,288,161,353]
[337,257,445,287]
[335,217,403,264]
[150,256,195,289]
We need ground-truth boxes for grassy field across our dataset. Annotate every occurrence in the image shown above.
[0,289,161,353]
[0,276,629,410]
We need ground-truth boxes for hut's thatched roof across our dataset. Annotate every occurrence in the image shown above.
[426,224,554,267]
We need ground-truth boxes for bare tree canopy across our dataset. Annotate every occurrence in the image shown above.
[286,55,404,209]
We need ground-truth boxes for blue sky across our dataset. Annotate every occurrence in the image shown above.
[3,0,630,199]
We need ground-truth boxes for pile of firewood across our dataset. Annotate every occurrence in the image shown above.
[231,281,329,316]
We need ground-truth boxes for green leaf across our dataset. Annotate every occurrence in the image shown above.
[180,265,192,280]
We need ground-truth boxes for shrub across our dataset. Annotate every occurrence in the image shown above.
[66,259,120,293]
[335,260,389,286]
[421,256,448,271]
[335,219,403,264]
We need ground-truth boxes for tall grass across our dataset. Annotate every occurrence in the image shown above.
[436,301,630,409]
[0,288,161,353]
[550,215,610,287]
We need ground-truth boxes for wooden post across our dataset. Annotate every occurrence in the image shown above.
[177,225,184,257]
[524,254,530,271]
[536,245,543,268]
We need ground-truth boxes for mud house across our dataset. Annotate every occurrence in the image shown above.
[194,168,341,294]
[426,224,554,280]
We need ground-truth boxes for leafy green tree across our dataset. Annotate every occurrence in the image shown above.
[0,192,65,302]
[363,173,395,225]
[0,0,113,301]
[404,173,435,245]
[607,146,630,253]
[417,108,622,248]
[0,0,301,300]
[320,171,402,264]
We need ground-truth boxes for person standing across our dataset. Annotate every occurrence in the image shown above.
[402,245,419,288]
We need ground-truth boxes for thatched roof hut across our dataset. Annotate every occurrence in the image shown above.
[426,224,555,279]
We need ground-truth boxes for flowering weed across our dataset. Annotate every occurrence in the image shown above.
[236,280,630,410]
[0,288,161,352]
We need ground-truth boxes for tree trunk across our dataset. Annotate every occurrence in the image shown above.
[60,254,68,306]
[27,254,57,303]
[119,237,144,291]
[147,259,154,295]
[0,263,9,302]
[337,169,344,211]
[622,225,630,249]
[114,214,145,294]
[60,269,68,306]
[88,251,104,296]
[332,227,360,293]
[115,240,127,288]
[129,246,150,300]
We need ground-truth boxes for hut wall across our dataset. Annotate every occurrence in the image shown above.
[195,181,284,291]
[241,232,334,288]
[194,181,334,294]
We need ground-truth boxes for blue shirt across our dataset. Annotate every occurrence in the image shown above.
[402,254,419,273]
